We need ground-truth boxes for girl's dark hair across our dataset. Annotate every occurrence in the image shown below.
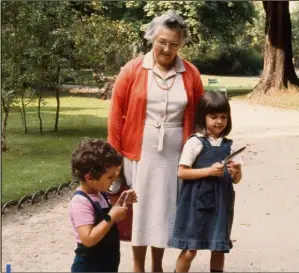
[71,138,122,182]
[196,91,232,137]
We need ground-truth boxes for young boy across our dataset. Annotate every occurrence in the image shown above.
[69,138,137,272]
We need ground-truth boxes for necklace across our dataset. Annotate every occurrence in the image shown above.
[153,65,176,91]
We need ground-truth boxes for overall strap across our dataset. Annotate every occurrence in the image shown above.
[73,190,99,212]
[190,134,211,148]
[221,137,233,150]
[100,192,111,207]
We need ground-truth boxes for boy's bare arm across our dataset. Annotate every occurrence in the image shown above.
[77,220,115,247]
[77,205,127,247]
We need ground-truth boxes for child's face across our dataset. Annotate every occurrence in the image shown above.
[87,166,122,192]
[205,112,228,138]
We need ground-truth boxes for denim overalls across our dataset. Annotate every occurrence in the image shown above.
[71,191,120,272]
[168,135,235,253]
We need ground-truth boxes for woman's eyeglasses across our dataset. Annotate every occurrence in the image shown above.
[155,39,180,50]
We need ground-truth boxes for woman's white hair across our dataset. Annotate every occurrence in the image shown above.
[144,11,190,46]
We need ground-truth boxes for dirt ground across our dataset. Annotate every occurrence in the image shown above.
[2,100,299,272]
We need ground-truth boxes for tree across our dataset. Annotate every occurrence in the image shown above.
[91,1,256,57]
[25,1,74,132]
[140,1,255,45]
[1,1,33,150]
[291,2,299,67]
[253,1,299,95]
[72,13,139,73]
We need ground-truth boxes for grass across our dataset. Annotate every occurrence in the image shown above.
[201,74,259,89]
[2,74,298,204]
[2,96,110,204]
[236,92,299,110]
[201,74,259,95]
[201,74,299,110]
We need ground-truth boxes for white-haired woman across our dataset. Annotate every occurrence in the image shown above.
[108,11,204,272]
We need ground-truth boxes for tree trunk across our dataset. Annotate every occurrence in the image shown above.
[1,97,9,152]
[253,1,299,95]
[54,66,61,132]
[37,89,43,134]
[20,94,28,134]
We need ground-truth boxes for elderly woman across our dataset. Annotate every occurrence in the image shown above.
[108,11,204,272]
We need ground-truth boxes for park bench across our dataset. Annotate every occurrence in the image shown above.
[208,78,228,98]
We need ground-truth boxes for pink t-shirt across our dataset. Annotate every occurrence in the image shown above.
[68,187,109,243]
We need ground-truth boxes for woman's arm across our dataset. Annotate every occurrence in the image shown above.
[195,71,205,99]
[107,66,130,153]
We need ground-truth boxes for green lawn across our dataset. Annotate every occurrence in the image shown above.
[201,74,259,94]
[3,74,297,205]
[2,97,110,204]
[2,75,257,205]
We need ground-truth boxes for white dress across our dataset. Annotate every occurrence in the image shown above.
[123,51,188,247]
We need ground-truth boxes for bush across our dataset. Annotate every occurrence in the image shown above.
[183,45,263,76]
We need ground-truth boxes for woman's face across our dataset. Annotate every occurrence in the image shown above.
[153,27,181,67]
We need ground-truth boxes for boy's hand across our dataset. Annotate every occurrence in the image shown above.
[227,161,241,176]
[208,162,224,177]
[109,205,128,222]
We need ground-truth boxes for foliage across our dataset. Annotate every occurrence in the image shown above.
[291,2,299,66]
[183,45,262,76]
[139,1,260,74]
[72,14,140,72]
[1,1,32,106]
[141,1,256,45]
[23,1,74,89]
[233,2,265,53]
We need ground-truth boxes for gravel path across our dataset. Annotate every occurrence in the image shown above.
[2,100,299,272]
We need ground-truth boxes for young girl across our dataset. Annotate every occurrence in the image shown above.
[69,138,137,272]
[168,91,242,272]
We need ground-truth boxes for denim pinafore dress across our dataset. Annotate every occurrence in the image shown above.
[168,135,235,253]
[71,191,120,272]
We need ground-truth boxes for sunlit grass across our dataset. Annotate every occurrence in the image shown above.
[2,96,109,204]
[2,75,298,204]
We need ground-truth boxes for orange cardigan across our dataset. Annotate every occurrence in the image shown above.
[108,56,204,161]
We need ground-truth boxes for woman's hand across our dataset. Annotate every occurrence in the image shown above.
[208,162,224,177]
[123,189,137,205]
[116,189,137,207]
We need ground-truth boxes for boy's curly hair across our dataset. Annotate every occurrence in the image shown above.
[71,138,122,181]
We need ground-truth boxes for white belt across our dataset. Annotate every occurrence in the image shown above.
[145,119,182,152]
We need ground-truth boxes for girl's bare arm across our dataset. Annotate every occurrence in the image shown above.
[227,161,242,184]
[178,163,224,180]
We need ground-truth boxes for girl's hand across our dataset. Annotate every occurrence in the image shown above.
[208,162,224,177]
[227,161,241,176]
[109,205,128,221]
